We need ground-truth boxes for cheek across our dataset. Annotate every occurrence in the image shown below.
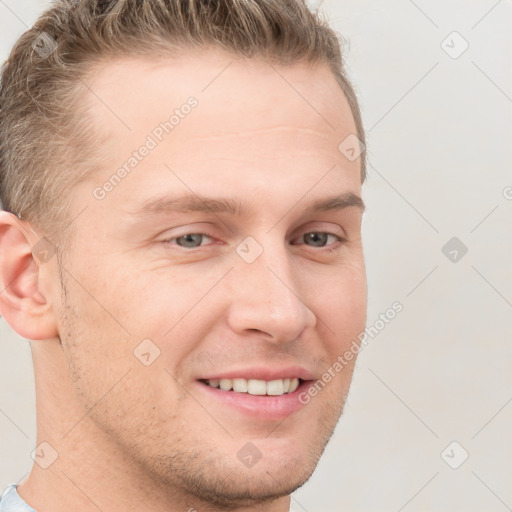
[90,257,225,338]
[58,276,187,426]
[312,261,367,340]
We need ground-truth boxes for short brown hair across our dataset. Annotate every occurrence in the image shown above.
[0,0,366,244]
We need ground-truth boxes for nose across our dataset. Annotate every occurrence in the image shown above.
[226,241,317,344]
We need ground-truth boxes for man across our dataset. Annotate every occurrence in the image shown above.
[0,1,367,510]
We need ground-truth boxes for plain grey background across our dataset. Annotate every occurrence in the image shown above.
[1,1,511,511]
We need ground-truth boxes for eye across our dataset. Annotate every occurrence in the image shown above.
[296,232,345,248]
[164,233,213,248]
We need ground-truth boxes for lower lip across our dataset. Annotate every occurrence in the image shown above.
[194,380,313,421]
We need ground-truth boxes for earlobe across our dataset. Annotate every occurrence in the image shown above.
[0,211,59,340]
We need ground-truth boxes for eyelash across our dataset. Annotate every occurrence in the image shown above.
[162,232,347,251]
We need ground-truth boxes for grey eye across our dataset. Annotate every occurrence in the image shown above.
[175,233,206,248]
[303,232,329,247]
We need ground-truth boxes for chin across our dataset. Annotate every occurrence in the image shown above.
[152,434,329,509]
[178,458,316,509]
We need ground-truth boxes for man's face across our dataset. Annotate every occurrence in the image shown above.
[54,50,366,505]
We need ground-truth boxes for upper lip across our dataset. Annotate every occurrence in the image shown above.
[197,366,316,382]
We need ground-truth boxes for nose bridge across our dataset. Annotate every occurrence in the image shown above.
[227,235,316,341]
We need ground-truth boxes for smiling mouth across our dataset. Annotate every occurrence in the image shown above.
[199,378,304,396]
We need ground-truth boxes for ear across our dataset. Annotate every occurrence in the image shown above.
[0,211,59,340]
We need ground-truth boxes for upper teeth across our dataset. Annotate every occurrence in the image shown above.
[206,378,300,396]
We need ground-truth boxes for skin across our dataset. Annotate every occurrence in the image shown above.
[0,49,367,512]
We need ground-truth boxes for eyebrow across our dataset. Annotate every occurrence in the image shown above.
[127,191,365,217]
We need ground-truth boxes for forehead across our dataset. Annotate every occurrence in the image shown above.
[82,49,356,144]
[76,50,361,216]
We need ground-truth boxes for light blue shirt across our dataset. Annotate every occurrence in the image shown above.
[0,485,36,512]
